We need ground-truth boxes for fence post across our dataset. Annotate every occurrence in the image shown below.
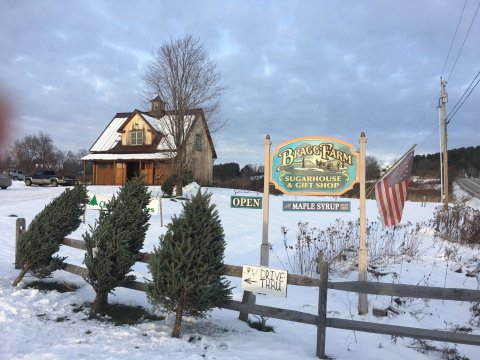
[317,252,328,359]
[15,218,26,269]
[239,291,256,322]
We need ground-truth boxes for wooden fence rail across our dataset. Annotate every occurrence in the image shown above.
[14,218,480,359]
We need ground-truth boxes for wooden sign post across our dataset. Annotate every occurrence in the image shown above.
[358,132,368,315]
[261,135,271,267]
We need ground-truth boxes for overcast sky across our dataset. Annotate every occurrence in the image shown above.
[1,0,479,166]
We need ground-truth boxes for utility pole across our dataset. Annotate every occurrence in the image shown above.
[440,79,449,210]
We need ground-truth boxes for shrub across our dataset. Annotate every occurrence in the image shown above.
[275,219,426,276]
[83,177,151,314]
[433,201,480,245]
[13,185,88,286]
[147,190,231,337]
[161,174,175,196]
[161,170,194,197]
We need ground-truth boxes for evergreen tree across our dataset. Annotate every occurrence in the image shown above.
[83,177,151,314]
[13,184,88,286]
[147,190,231,337]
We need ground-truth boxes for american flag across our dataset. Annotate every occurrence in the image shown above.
[375,147,415,227]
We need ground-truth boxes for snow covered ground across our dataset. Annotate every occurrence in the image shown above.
[1,181,479,360]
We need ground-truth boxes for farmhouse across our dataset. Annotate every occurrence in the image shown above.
[82,97,216,186]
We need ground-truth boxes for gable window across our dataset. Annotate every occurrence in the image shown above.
[130,130,143,146]
[195,133,203,151]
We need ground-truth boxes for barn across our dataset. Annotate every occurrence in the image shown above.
[82,97,216,186]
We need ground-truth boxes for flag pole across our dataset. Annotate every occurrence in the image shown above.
[358,132,368,315]
[380,144,417,180]
[367,144,417,200]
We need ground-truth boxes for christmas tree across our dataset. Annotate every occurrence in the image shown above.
[83,177,151,314]
[148,190,231,337]
[13,184,88,286]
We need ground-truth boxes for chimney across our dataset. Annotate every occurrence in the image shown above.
[150,95,166,118]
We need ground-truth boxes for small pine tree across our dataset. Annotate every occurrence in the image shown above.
[12,185,88,286]
[83,177,151,314]
[147,190,231,337]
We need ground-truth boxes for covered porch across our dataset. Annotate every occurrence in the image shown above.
[82,153,172,186]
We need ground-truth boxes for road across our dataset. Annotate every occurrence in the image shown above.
[456,178,480,198]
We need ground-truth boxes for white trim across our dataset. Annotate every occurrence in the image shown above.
[82,153,173,161]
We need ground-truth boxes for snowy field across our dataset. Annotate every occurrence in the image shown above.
[1,181,479,360]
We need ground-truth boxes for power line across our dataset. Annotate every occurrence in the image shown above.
[383,2,478,161]
[441,0,468,78]
[447,70,480,119]
[446,0,480,83]
[446,71,480,123]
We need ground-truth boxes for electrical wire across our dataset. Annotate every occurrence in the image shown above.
[446,72,480,123]
[374,2,478,173]
[441,0,468,78]
[446,0,480,83]
[446,70,480,121]
[394,0,468,160]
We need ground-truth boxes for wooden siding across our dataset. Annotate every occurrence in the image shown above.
[186,118,214,185]
[94,163,115,185]
[153,162,172,185]
[93,161,173,186]
[121,113,155,146]
[115,162,125,184]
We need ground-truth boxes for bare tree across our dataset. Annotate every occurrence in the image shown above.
[10,132,61,172]
[143,35,224,195]
[366,155,381,180]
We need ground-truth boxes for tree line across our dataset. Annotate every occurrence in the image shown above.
[1,131,90,176]
[412,146,480,179]
[214,146,480,194]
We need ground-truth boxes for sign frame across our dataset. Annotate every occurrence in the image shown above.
[271,136,360,196]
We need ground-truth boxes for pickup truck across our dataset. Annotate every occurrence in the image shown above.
[24,170,75,187]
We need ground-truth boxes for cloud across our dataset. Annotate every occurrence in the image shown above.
[0,0,478,167]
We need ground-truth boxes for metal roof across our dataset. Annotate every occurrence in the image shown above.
[90,116,126,152]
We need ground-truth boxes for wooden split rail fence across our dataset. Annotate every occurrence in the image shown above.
[14,218,480,359]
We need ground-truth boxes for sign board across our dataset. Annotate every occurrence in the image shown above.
[271,136,359,196]
[87,192,159,215]
[283,201,351,212]
[230,196,262,209]
[241,265,288,297]
[86,193,112,210]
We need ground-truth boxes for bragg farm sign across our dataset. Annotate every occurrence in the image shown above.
[271,136,359,196]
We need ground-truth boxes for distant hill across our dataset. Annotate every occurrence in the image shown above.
[412,146,480,179]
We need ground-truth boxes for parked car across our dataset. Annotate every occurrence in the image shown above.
[0,173,12,189]
[24,170,75,187]
[9,169,25,181]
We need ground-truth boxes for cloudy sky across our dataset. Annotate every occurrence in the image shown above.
[1,0,479,166]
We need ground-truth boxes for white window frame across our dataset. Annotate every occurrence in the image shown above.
[130,130,143,146]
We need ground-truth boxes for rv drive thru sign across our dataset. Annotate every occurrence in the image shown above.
[241,265,288,297]
[271,136,359,196]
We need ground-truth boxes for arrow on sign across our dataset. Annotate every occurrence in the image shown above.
[243,278,257,285]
